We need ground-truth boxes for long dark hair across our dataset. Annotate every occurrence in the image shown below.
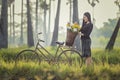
[82,12,92,27]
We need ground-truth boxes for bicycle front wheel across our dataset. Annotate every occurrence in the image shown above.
[15,49,41,65]
[57,50,83,68]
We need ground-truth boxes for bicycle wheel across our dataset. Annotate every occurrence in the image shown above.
[57,50,83,68]
[15,49,41,65]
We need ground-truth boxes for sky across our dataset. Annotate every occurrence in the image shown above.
[59,0,118,28]
[14,0,118,31]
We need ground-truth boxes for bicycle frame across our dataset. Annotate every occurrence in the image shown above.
[34,34,63,60]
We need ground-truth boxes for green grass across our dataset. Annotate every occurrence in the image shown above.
[0,47,120,80]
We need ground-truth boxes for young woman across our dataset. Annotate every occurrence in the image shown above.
[80,12,93,66]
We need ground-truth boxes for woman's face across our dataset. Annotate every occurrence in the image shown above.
[83,15,89,23]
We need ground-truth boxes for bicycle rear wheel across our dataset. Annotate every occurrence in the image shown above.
[15,49,41,65]
[57,50,83,68]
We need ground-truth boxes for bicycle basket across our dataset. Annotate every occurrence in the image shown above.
[65,30,78,46]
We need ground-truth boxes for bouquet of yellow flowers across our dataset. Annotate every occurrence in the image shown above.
[66,22,81,32]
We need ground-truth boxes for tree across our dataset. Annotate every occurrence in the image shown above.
[9,3,12,44]
[27,0,34,47]
[66,0,72,23]
[114,0,120,12]
[47,0,51,45]
[72,0,81,51]
[12,3,15,44]
[36,0,39,33]
[34,0,39,44]
[0,0,8,48]
[20,0,24,45]
[87,0,99,24]
[51,0,61,46]
[43,0,47,45]
[8,0,15,44]
[40,0,49,45]
[99,19,117,38]
[72,0,79,23]
[106,18,120,50]
[105,0,120,50]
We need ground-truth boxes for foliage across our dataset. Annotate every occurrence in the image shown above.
[40,0,49,10]
[0,47,120,79]
[91,18,120,48]
[98,18,118,38]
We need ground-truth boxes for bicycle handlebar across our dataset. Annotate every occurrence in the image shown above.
[38,32,42,35]
[37,32,45,43]
[39,39,45,42]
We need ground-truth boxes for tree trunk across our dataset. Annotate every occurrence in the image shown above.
[35,0,38,34]
[20,0,24,45]
[72,0,79,23]
[27,0,34,47]
[43,0,47,45]
[72,0,81,51]
[10,4,12,44]
[69,0,72,23]
[0,0,8,48]
[8,0,15,45]
[35,0,38,44]
[47,0,51,45]
[51,0,61,46]
[106,18,120,50]
[12,3,15,44]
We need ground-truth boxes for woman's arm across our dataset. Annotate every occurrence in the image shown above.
[81,24,93,37]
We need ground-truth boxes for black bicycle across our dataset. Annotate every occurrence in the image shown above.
[15,32,83,67]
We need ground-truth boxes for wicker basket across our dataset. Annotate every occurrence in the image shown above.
[65,30,78,46]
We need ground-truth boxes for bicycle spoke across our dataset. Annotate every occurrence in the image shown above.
[57,50,83,68]
[15,50,41,66]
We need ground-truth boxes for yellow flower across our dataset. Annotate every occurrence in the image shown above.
[66,22,71,27]
[66,22,81,32]
[71,22,81,30]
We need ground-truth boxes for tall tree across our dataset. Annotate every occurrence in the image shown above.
[68,0,72,23]
[27,0,34,47]
[9,3,12,44]
[47,0,51,45]
[66,0,72,23]
[34,0,39,45]
[99,19,117,38]
[51,0,61,46]
[43,0,47,45]
[114,0,120,12]
[106,18,120,50]
[72,0,81,51]
[106,0,120,50]
[72,0,79,23]
[8,0,14,44]
[35,0,38,34]
[40,0,48,45]
[0,0,8,48]
[12,3,15,44]
[20,0,24,45]
[40,0,49,45]
[87,0,99,24]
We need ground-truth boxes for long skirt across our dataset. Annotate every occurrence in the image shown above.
[81,39,91,57]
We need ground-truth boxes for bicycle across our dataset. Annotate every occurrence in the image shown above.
[15,32,83,67]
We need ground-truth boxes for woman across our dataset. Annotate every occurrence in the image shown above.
[80,12,93,66]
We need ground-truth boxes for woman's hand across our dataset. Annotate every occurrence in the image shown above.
[81,33,84,36]
[79,32,84,36]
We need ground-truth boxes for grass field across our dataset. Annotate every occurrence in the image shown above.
[0,47,120,80]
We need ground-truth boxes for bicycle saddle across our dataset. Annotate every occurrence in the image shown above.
[56,41,64,45]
